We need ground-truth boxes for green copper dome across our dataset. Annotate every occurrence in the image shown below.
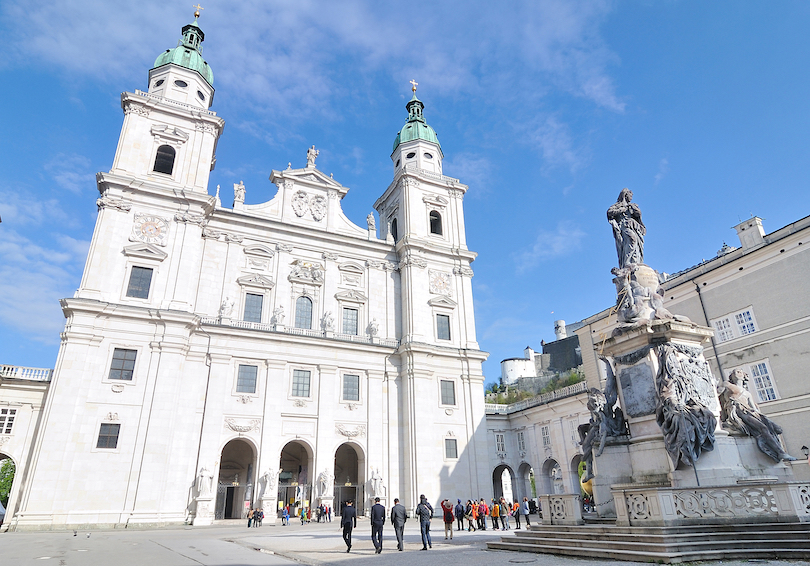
[393,94,442,154]
[152,18,214,86]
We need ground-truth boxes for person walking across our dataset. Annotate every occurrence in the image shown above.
[341,500,357,553]
[415,494,433,550]
[454,499,464,531]
[370,497,386,554]
[521,497,531,527]
[390,497,407,551]
[441,498,454,540]
[499,497,510,530]
[466,500,477,532]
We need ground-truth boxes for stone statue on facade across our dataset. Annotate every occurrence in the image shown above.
[719,369,796,462]
[321,311,335,332]
[367,318,379,336]
[317,469,334,497]
[233,181,246,205]
[369,467,385,497]
[197,465,214,497]
[261,468,279,498]
[271,305,285,326]
[607,188,645,269]
[306,145,319,168]
[219,297,234,318]
[367,213,376,231]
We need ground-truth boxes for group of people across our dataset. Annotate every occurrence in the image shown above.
[246,508,264,527]
[338,494,534,553]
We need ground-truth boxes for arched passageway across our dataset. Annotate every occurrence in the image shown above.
[570,454,583,493]
[215,439,256,519]
[492,464,515,501]
[517,462,535,500]
[538,458,564,495]
[334,443,365,515]
[278,440,313,518]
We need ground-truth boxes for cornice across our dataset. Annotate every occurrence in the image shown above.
[122,91,225,135]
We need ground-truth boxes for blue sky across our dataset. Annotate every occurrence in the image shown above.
[1,1,809,386]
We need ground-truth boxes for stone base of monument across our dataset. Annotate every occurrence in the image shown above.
[261,496,278,525]
[192,496,214,526]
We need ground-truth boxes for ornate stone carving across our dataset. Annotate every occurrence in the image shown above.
[367,213,376,231]
[197,465,215,497]
[422,193,449,208]
[224,418,261,432]
[289,259,324,284]
[195,122,217,134]
[236,274,274,289]
[223,232,244,243]
[404,177,420,188]
[579,358,627,483]
[292,399,306,408]
[367,318,379,336]
[607,188,645,269]
[219,297,234,317]
[130,213,169,246]
[123,102,150,117]
[261,469,280,496]
[336,423,366,438]
[549,497,566,521]
[174,212,207,226]
[236,395,252,404]
[270,306,285,326]
[322,252,338,261]
[310,195,327,221]
[317,469,334,497]
[111,384,124,393]
[97,196,132,212]
[292,190,309,217]
[674,486,777,519]
[107,412,119,421]
[321,311,335,331]
[719,369,796,462]
[233,181,245,205]
[366,260,384,270]
[400,254,427,269]
[453,266,474,278]
[345,403,358,411]
[0,436,10,447]
[202,227,222,240]
[327,189,339,200]
[277,243,293,253]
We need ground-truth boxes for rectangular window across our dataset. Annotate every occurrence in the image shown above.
[342,308,358,335]
[711,307,758,344]
[436,314,451,340]
[108,348,137,381]
[243,293,263,323]
[517,431,525,452]
[496,433,506,453]
[292,369,311,398]
[569,420,578,443]
[0,408,17,435]
[342,374,360,402]
[96,423,121,449]
[445,438,458,459]
[440,380,456,405]
[541,425,551,447]
[236,364,258,394]
[750,361,777,402]
[126,266,153,299]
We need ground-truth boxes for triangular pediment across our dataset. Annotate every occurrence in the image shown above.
[428,296,457,308]
[236,274,275,289]
[122,243,168,261]
[335,289,368,303]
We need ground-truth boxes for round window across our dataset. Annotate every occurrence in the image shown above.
[424,152,433,159]
[174,80,188,88]
[154,79,164,87]
[406,152,416,159]
[197,90,205,101]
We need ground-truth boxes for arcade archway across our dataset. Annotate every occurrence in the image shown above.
[215,438,256,520]
[539,458,564,495]
[492,464,515,501]
[278,440,314,517]
[334,443,365,515]
[517,462,535,500]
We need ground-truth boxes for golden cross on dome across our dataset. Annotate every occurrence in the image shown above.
[410,79,418,93]
[193,3,204,18]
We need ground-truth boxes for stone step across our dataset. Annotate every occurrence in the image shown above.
[525,522,810,535]
[514,527,810,545]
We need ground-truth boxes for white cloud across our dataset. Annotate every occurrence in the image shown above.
[524,115,588,172]
[654,157,670,187]
[513,221,586,272]
[443,154,493,195]
[43,153,94,194]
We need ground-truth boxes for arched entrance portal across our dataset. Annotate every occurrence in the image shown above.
[517,462,535,500]
[539,458,564,494]
[0,454,15,527]
[570,455,583,494]
[215,439,256,520]
[492,464,515,501]
[278,440,313,518]
[334,443,365,516]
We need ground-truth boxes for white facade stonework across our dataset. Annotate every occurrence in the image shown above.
[4,19,489,530]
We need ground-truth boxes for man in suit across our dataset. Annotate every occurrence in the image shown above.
[340,500,357,553]
[370,496,386,553]
[390,498,407,551]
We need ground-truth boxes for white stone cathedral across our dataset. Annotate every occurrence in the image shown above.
[9,14,490,529]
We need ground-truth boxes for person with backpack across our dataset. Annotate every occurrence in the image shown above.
[441,498,454,540]
[490,499,500,530]
[465,500,477,531]
[499,497,510,530]
[415,494,433,550]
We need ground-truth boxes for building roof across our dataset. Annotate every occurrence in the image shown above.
[152,17,214,86]
[393,94,442,154]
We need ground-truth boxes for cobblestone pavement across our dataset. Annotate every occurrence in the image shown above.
[3,518,810,566]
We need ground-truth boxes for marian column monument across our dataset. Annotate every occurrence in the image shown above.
[587,189,804,526]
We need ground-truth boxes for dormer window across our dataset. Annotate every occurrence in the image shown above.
[153,145,176,175]
[429,211,442,235]
[174,80,188,88]
[406,152,416,159]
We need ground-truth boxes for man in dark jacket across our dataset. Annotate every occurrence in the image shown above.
[370,497,386,553]
[454,499,464,531]
[340,500,357,552]
[390,498,407,551]
[415,494,433,550]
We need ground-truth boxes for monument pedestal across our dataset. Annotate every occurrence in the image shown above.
[261,496,278,525]
[192,496,214,526]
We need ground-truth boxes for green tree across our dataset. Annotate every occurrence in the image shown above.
[0,458,15,507]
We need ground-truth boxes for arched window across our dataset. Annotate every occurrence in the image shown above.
[390,218,398,242]
[294,296,313,329]
[429,211,442,235]
[153,145,176,175]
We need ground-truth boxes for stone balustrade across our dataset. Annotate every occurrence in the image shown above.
[485,381,588,415]
[0,365,54,382]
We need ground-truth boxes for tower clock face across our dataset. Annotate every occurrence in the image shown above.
[429,270,452,295]
[133,214,169,245]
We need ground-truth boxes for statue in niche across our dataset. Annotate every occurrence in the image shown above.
[197,466,214,497]
[271,305,285,325]
[655,343,717,468]
[367,213,376,231]
[321,311,335,332]
[233,181,246,205]
[370,467,385,497]
[367,318,379,336]
[719,370,796,462]
[219,297,234,318]
[607,188,645,269]
[306,145,319,168]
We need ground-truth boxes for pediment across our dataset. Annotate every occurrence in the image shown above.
[423,193,449,208]
[244,244,276,259]
[150,124,189,143]
[236,274,275,289]
[338,261,365,274]
[428,296,457,309]
[335,289,368,303]
[122,243,168,261]
[288,168,343,188]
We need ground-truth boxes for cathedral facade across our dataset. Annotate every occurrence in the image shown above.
[8,15,489,529]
